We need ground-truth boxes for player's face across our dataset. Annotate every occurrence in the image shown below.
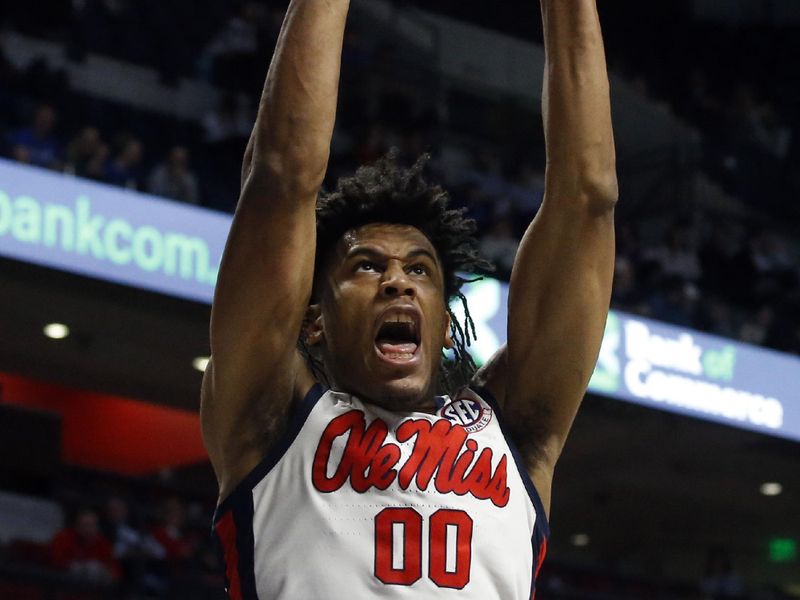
[312,223,453,410]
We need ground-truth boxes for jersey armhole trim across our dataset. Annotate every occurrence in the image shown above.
[470,385,551,538]
[214,382,326,523]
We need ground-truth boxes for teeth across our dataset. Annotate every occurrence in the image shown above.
[385,352,414,359]
[385,316,413,324]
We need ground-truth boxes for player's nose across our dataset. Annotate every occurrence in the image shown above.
[380,262,415,298]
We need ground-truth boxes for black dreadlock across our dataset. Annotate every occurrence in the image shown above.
[301,150,493,396]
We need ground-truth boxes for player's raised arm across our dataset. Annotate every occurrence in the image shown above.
[492,0,618,516]
[201,0,350,498]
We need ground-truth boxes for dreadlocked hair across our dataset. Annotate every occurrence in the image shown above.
[302,150,493,397]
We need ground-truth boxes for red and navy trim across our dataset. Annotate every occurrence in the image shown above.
[214,491,257,599]
[470,386,550,599]
[530,534,548,599]
[212,383,326,600]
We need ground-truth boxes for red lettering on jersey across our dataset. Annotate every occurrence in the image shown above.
[312,410,400,492]
[312,410,510,508]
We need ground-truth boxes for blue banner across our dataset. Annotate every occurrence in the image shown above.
[0,159,226,303]
[1,159,798,442]
[588,312,793,438]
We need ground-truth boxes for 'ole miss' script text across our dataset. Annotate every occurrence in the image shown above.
[312,410,511,507]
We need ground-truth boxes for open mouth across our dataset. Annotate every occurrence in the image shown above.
[375,317,420,362]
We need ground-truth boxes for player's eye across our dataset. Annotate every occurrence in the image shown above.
[409,264,429,276]
[357,261,380,272]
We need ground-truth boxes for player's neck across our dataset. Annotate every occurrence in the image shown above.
[327,379,440,414]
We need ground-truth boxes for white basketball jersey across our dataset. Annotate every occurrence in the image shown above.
[214,385,549,600]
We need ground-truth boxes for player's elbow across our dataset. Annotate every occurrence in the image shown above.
[581,171,618,214]
[546,149,618,213]
[545,170,618,215]
[571,158,619,213]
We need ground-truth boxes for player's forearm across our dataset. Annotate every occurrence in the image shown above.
[540,0,617,207]
[246,0,350,196]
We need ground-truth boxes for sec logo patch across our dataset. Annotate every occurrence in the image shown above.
[441,398,493,433]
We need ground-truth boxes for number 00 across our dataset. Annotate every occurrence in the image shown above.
[374,507,473,589]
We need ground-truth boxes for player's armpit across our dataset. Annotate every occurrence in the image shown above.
[202,350,317,500]
[471,345,559,516]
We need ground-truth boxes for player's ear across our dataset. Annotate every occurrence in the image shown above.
[443,310,455,350]
[303,304,325,347]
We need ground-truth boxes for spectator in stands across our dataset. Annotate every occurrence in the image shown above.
[202,2,265,91]
[748,230,796,279]
[103,495,166,594]
[511,161,546,213]
[646,275,696,327]
[203,93,251,160]
[643,221,702,283]
[105,136,144,190]
[50,507,121,584]
[737,229,798,310]
[65,126,109,181]
[202,93,252,146]
[728,84,791,160]
[7,104,62,170]
[103,495,163,563]
[149,497,194,563]
[739,306,774,347]
[148,146,199,204]
[612,256,647,314]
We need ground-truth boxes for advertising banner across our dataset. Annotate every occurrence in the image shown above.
[455,277,798,443]
[0,159,226,303]
[588,312,792,438]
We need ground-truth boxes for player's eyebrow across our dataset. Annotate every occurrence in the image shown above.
[405,248,439,264]
[345,246,439,265]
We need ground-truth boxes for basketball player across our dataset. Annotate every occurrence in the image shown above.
[202,0,616,598]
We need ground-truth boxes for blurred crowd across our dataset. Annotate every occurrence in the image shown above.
[48,496,219,595]
[600,4,800,223]
[3,102,200,203]
[0,476,769,600]
[402,1,800,224]
[1,3,799,599]
[1,478,223,599]
[614,219,800,354]
[1,1,799,360]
